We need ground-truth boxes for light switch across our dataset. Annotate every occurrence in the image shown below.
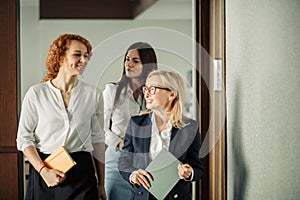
[214,59,223,92]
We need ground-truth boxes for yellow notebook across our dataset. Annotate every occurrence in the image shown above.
[42,146,76,187]
[44,146,76,173]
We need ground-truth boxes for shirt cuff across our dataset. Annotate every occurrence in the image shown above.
[184,168,194,181]
[105,130,122,147]
[129,172,134,184]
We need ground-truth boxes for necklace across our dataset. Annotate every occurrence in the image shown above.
[53,79,78,95]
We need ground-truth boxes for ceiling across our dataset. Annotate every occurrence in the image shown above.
[23,0,193,20]
[136,0,193,20]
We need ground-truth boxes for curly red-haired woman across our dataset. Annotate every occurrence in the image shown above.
[17,33,106,200]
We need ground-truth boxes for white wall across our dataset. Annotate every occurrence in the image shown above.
[226,0,300,199]
[20,0,194,99]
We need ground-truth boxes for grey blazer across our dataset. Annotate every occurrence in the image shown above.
[118,112,202,200]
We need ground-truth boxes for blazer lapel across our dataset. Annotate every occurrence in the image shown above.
[169,127,180,157]
[169,127,193,159]
[142,114,152,166]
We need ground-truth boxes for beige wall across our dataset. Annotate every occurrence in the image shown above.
[226,0,300,199]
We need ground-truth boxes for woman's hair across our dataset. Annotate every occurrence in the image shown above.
[146,70,188,128]
[42,33,92,82]
[114,42,158,107]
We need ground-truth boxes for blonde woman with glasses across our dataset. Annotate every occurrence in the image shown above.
[118,70,203,200]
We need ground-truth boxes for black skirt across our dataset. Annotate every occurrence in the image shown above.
[26,151,98,200]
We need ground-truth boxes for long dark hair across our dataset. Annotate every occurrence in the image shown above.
[113,42,158,108]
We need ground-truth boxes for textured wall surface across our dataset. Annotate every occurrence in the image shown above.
[226,0,300,199]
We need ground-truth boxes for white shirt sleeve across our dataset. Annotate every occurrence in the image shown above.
[91,87,105,144]
[103,83,122,147]
[16,87,38,151]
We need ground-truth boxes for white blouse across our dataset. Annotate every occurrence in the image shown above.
[16,80,105,154]
[103,83,143,148]
[149,113,172,160]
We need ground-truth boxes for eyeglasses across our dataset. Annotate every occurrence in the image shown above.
[142,86,171,95]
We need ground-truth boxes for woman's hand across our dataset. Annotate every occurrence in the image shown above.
[130,169,153,189]
[40,167,66,187]
[98,184,106,200]
[177,164,193,180]
[117,140,124,150]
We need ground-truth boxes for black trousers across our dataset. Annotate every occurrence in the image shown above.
[26,151,98,200]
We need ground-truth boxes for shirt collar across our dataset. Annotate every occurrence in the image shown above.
[125,84,143,104]
[47,79,81,93]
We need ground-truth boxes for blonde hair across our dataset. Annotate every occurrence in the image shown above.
[146,70,188,128]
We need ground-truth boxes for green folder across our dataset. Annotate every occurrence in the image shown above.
[145,148,182,200]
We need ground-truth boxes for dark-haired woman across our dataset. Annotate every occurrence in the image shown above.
[103,42,158,200]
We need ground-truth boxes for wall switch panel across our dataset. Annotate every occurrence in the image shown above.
[214,59,223,92]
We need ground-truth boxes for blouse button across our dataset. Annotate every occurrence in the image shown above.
[138,191,143,196]
[173,194,179,198]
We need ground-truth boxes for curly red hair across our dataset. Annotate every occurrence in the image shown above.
[42,34,92,82]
